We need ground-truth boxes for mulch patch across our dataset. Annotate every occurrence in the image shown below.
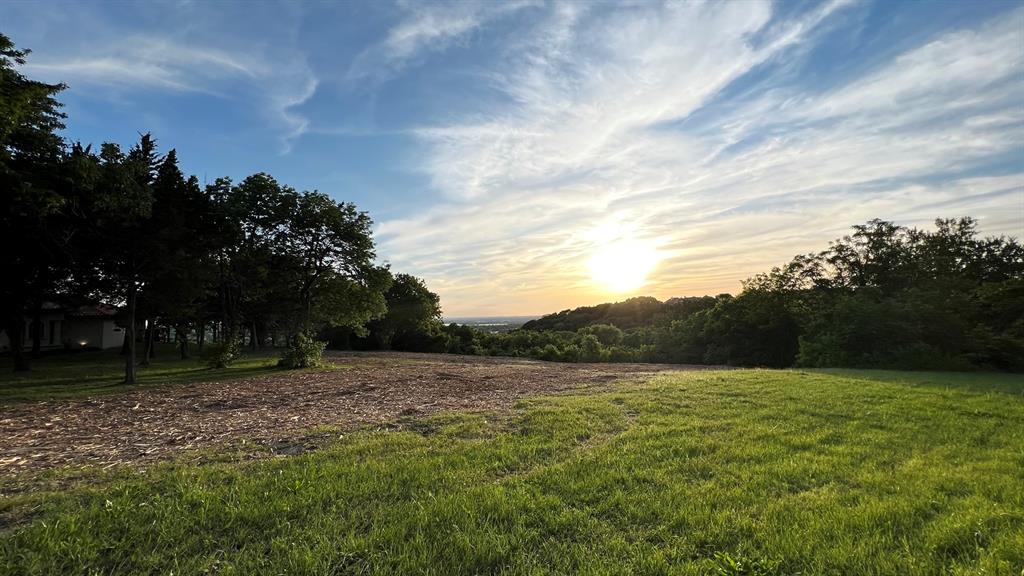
[0,352,703,474]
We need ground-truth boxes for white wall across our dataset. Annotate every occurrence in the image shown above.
[100,320,125,349]
[64,319,103,349]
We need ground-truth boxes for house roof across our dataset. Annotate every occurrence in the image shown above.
[64,304,119,318]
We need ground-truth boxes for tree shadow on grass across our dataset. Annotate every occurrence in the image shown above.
[811,368,1024,396]
[0,350,284,403]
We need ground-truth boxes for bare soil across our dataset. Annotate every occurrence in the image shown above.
[0,352,704,474]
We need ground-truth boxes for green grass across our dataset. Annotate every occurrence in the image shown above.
[0,345,290,403]
[2,369,1023,575]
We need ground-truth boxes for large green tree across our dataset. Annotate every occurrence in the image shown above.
[0,33,67,371]
[368,273,441,350]
[280,191,389,337]
[78,136,159,383]
[139,150,215,359]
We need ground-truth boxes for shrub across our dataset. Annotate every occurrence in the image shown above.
[203,339,240,369]
[578,334,607,362]
[579,323,623,346]
[608,346,638,363]
[537,343,561,362]
[278,332,327,369]
[559,344,581,363]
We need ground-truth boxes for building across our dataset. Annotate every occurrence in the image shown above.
[0,303,125,351]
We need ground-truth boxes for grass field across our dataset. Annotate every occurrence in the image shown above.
[1,366,1023,575]
[0,346,285,403]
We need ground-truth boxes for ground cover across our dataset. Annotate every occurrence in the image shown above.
[1,358,1021,574]
[0,351,685,471]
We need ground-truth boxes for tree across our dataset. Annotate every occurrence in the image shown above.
[79,136,158,384]
[0,34,67,371]
[140,151,214,359]
[280,191,384,333]
[207,173,292,347]
[368,273,441,350]
[579,324,623,346]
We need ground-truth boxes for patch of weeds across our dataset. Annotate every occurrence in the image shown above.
[712,552,785,576]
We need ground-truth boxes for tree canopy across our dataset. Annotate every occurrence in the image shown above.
[0,35,395,380]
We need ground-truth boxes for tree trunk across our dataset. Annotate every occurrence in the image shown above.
[124,288,138,384]
[178,324,190,359]
[7,312,30,372]
[225,322,238,349]
[250,321,258,351]
[147,322,157,360]
[377,330,393,351]
[197,322,206,351]
[30,298,42,357]
[255,321,268,350]
[140,320,153,367]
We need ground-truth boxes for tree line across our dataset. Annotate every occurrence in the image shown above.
[363,218,1023,372]
[1,33,419,381]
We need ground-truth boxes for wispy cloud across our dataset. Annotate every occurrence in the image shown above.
[25,35,318,154]
[346,0,539,83]
[26,38,262,91]
[376,3,1024,315]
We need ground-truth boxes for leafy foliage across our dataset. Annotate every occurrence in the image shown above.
[277,332,327,369]
[203,339,240,369]
[368,273,442,350]
[521,296,664,331]
[0,33,67,372]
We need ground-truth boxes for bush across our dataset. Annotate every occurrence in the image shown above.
[278,333,327,369]
[579,324,623,346]
[559,344,581,363]
[203,339,240,369]
[537,343,561,362]
[578,334,607,362]
[608,346,639,363]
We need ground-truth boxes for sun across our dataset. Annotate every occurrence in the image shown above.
[588,240,660,293]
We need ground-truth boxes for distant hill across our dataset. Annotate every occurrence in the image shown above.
[521,295,724,332]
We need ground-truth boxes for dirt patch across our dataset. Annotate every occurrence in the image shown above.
[0,352,705,474]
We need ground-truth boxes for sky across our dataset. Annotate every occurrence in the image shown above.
[4,0,1023,316]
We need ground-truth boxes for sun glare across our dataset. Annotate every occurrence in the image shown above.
[588,240,660,293]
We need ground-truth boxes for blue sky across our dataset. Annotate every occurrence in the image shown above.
[4,0,1023,315]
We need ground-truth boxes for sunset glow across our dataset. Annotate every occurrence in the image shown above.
[7,2,1023,316]
[588,240,660,293]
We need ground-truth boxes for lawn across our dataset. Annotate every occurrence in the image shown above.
[0,345,285,403]
[1,368,1022,575]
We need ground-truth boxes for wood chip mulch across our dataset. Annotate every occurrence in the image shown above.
[0,352,703,474]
